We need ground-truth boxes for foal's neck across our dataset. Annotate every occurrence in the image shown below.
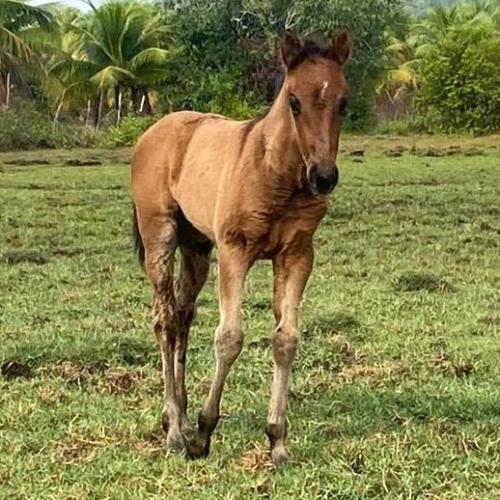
[258,85,304,186]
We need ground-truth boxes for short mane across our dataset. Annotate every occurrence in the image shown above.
[288,38,329,70]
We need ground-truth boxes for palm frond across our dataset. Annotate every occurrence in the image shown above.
[129,47,169,70]
[90,65,133,88]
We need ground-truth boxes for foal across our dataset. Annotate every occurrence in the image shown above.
[131,29,352,465]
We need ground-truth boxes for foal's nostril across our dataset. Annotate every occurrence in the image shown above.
[307,164,339,194]
[316,174,332,194]
[309,166,338,194]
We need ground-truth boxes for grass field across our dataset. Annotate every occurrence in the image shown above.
[1,135,499,499]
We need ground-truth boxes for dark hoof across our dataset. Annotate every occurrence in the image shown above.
[271,447,289,466]
[166,430,186,452]
[186,435,210,459]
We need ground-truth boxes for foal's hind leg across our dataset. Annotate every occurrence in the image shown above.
[142,214,185,451]
[174,245,212,432]
[267,245,314,465]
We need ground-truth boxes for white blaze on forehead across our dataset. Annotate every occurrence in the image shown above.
[320,81,329,100]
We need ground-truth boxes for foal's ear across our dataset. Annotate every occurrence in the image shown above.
[327,28,352,66]
[280,30,303,68]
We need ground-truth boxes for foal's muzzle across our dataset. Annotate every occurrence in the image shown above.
[307,164,339,195]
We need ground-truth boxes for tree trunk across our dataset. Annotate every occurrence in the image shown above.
[84,100,91,128]
[53,94,65,131]
[94,89,104,129]
[5,71,11,108]
[131,87,139,113]
[115,85,123,125]
[142,90,152,115]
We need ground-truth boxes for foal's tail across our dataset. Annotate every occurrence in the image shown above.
[132,205,145,267]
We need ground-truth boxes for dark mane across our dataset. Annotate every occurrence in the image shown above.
[288,38,329,70]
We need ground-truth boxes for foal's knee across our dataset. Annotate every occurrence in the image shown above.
[214,324,243,365]
[272,326,299,366]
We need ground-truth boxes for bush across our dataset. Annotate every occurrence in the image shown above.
[0,106,101,151]
[163,66,262,120]
[416,26,500,134]
[163,0,405,130]
[105,115,158,147]
[374,116,428,135]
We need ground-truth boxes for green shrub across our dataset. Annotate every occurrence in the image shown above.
[374,116,428,135]
[0,106,101,151]
[164,0,405,130]
[416,26,500,134]
[105,115,157,147]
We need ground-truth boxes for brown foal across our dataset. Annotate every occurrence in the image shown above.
[131,29,352,465]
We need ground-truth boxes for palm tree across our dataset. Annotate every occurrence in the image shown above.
[56,0,171,126]
[377,34,418,116]
[0,0,53,107]
[410,1,499,57]
[377,0,500,115]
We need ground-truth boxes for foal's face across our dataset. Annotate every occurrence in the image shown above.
[281,30,352,195]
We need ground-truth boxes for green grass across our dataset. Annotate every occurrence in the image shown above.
[1,137,499,499]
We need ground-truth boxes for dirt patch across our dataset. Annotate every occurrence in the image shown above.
[37,362,145,394]
[1,360,33,379]
[338,363,397,382]
[340,341,363,366]
[4,159,50,166]
[52,434,117,464]
[3,250,49,265]
[463,147,486,156]
[445,146,462,156]
[413,147,446,157]
[64,159,102,166]
[348,149,365,157]
[393,272,453,293]
[238,443,274,472]
[385,150,402,157]
[248,297,271,311]
[248,337,272,349]
[434,337,476,379]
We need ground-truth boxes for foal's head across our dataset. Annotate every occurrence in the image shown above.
[280,30,352,194]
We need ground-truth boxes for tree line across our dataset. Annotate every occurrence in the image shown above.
[0,0,499,148]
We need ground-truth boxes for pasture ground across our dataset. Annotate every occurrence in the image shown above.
[1,134,499,499]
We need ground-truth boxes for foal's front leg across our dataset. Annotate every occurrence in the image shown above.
[187,246,251,458]
[267,245,314,465]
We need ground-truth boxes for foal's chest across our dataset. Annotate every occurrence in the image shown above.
[235,193,328,258]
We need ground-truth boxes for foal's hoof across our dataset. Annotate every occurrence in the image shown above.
[271,447,288,467]
[186,435,210,459]
[166,430,185,452]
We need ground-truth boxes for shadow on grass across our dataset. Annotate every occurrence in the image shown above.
[0,335,158,379]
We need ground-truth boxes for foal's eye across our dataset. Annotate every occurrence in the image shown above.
[288,94,301,117]
[339,97,348,117]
